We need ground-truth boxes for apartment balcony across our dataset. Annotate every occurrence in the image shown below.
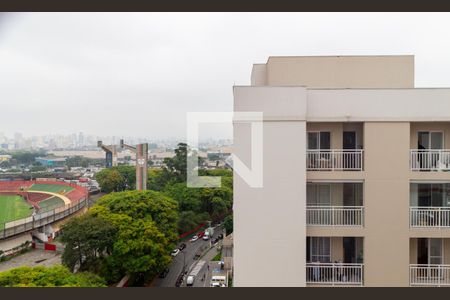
[307,149,364,171]
[307,206,364,227]
[307,122,364,171]
[410,207,450,228]
[410,238,450,286]
[307,182,364,227]
[306,263,364,286]
[410,123,450,171]
[307,237,364,286]
[410,150,450,171]
[410,183,450,228]
[410,264,450,286]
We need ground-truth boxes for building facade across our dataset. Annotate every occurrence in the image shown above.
[233,55,450,287]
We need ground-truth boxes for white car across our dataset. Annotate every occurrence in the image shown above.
[190,235,199,242]
[171,249,180,257]
[202,234,210,241]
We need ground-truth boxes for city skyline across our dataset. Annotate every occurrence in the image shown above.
[4,13,450,139]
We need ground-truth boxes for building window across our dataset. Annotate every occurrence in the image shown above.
[307,183,331,206]
[307,237,331,263]
[308,132,330,150]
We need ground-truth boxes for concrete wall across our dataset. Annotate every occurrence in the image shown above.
[251,64,267,86]
[307,89,450,122]
[363,122,411,286]
[233,86,307,287]
[265,56,414,88]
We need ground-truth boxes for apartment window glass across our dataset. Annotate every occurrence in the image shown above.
[429,238,443,265]
[308,237,331,263]
[418,131,444,150]
[343,183,363,206]
[308,132,330,150]
[307,184,331,206]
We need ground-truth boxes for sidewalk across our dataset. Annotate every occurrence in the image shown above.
[0,249,61,273]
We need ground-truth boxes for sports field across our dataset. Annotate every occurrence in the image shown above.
[0,195,33,229]
[38,196,65,212]
[28,184,74,194]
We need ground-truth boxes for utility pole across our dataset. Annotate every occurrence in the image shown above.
[120,140,148,191]
[97,141,118,168]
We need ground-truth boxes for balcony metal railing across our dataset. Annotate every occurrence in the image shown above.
[306,263,364,286]
[307,206,364,227]
[307,149,364,171]
[410,207,450,228]
[410,149,450,171]
[410,264,450,286]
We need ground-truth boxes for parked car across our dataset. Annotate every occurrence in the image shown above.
[178,243,186,250]
[159,268,170,278]
[197,231,205,238]
[190,235,199,242]
[171,249,180,256]
[186,275,195,286]
[202,233,210,241]
[211,238,218,244]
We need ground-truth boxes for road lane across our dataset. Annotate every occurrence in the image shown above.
[152,226,223,287]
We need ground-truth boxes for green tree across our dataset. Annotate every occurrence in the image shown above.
[95,166,136,192]
[61,214,116,273]
[115,165,136,189]
[163,143,188,183]
[223,215,233,235]
[11,150,46,165]
[0,265,106,287]
[147,168,171,191]
[89,190,179,282]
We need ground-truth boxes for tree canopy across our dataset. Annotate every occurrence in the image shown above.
[0,265,106,287]
[61,214,117,273]
[95,165,136,193]
[61,190,179,284]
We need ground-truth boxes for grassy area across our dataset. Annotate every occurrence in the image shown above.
[0,195,33,229]
[28,184,74,194]
[212,251,222,261]
[38,196,65,212]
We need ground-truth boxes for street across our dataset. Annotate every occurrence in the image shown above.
[152,225,223,287]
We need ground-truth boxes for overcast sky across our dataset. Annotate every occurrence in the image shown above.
[2,12,450,140]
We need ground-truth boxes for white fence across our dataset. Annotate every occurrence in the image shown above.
[410,207,450,228]
[307,206,364,227]
[306,263,364,286]
[410,264,450,286]
[307,150,364,171]
[0,197,88,240]
[410,150,450,171]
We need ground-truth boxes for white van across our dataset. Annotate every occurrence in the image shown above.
[186,275,195,286]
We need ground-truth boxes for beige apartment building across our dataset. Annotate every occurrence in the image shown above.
[233,55,450,287]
